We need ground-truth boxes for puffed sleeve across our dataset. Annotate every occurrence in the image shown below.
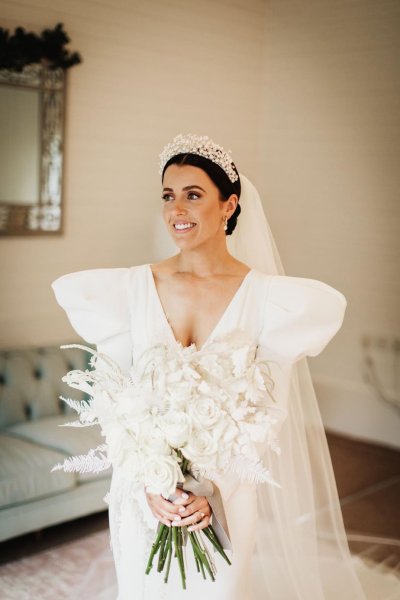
[259,275,347,363]
[256,275,347,439]
[51,268,133,371]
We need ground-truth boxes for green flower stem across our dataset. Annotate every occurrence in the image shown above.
[190,531,215,582]
[177,528,186,588]
[157,524,170,572]
[145,523,166,574]
[176,449,190,474]
[208,524,230,557]
[172,525,186,589]
[189,532,206,579]
[163,527,173,584]
[198,555,206,579]
[194,555,201,573]
[178,527,185,571]
[203,526,232,565]
[208,523,223,544]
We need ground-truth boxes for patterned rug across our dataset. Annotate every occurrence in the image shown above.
[1,529,399,599]
[0,530,117,600]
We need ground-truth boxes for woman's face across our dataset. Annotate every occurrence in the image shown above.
[161,163,238,248]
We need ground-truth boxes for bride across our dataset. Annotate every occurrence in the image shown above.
[52,134,374,599]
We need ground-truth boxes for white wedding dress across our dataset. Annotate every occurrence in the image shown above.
[52,263,380,600]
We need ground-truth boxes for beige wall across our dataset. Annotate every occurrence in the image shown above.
[0,0,266,347]
[1,0,399,447]
[259,1,400,447]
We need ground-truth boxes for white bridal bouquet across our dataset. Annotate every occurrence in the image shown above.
[52,329,281,589]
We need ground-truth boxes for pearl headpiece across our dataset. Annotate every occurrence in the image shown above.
[159,133,239,183]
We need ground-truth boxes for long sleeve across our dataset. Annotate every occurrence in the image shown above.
[51,267,133,371]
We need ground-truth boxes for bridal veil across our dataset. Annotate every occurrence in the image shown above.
[224,173,378,599]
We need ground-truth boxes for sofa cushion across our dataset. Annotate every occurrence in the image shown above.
[0,345,91,428]
[0,354,34,427]
[0,434,76,509]
[7,415,111,483]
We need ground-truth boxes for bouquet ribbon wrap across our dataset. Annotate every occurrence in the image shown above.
[170,473,232,552]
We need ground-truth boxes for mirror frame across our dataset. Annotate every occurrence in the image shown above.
[0,64,66,236]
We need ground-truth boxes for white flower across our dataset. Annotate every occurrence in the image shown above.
[187,396,222,429]
[158,411,192,448]
[144,454,183,498]
[183,430,218,467]
[139,425,171,456]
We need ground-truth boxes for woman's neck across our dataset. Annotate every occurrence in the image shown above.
[171,248,242,278]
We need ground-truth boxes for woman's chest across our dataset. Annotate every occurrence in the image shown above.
[149,268,254,350]
[128,264,268,365]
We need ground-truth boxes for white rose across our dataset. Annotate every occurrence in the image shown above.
[187,396,221,429]
[183,430,218,468]
[144,455,181,498]
[140,424,171,456]
[159,411,192,448]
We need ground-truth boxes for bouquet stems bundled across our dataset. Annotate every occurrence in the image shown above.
[145,522,231,588]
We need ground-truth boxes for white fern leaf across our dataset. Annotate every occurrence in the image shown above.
[61,343,123,379]
[224,455,281,488]
[61,373,95,395]
[59,395,92,414]
[51,444,110,474]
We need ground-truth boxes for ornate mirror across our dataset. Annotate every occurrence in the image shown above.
[0,23,81,236]
[0,65,65,235]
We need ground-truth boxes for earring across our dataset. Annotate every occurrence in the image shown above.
[223,216,228,231]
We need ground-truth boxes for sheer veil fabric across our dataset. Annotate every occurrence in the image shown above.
[226,174,389,599]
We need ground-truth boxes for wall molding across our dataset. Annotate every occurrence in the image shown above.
[313,374,400,450]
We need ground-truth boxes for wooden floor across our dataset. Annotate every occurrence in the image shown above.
[326,430,400,570]
[1,431,399,568]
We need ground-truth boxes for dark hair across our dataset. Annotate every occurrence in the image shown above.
[161,153,241,235]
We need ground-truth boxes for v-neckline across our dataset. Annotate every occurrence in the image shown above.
[146,263,254,351]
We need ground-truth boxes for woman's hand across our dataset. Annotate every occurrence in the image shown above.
[144,486,185,527]
[172,488,213,532]
[144,487,213,531]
